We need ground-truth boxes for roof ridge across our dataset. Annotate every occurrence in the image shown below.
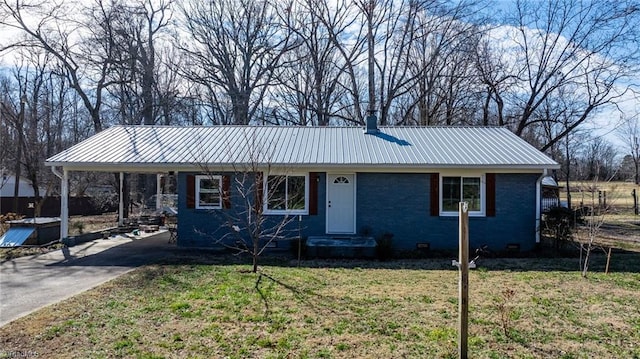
[109,124,509,129]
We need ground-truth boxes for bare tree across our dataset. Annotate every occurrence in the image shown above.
[372,0,482,126]
[0,48,76,215]
[558,130,587,209]
[192,130,299,273]
[0,0,137,132]
[502,0,640,151]
[103,0,174,126]
[474,35,520,127]
[617,112,640,184]
[316,0,368,124]
[271,0,358,126]
[16,52,54,216]
[582,137,618,181]
[0,75,25,213]
[178,0,298,125]
[577,175,615,278]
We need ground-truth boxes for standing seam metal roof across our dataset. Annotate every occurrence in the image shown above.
[45,125,559,169]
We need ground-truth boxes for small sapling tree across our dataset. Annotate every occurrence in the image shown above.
[575,175,618,277]
[192,128,300,273]
[219,171,298,273]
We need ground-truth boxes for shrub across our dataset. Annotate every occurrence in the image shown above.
[290,237,307,260]
[542,207,583,249]
[375,232,394,261]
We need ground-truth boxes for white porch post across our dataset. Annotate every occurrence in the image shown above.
[60,169,69,239]
[156,174,162,211]
[118,172,124,226]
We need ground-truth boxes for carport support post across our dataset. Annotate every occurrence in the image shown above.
[156,174,162,211]
[118,172,124,227]
[458,202,469,359]
[60,169,69,239]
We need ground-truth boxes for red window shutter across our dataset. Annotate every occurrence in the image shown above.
[309,172,319,215]
[255,172,263,214]
[186,175,195,209]
[430,173,439,216]
[486,173,496,217]
[222,175,231,209]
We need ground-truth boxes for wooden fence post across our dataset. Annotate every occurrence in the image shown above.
[459,202,469,359]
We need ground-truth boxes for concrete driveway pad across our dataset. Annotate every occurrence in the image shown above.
[0,231,175,327]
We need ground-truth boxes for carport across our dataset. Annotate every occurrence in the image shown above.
[45,126,193,241]
[46,169,171,240]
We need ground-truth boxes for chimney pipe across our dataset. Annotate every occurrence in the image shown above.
[365,114,379,134]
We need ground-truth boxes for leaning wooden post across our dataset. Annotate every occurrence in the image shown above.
[459,201,469,359]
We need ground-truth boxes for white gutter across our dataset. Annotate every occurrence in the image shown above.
[535,169,548,244]
[50,166,63,180]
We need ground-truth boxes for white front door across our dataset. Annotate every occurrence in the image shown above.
[327,174,356,234]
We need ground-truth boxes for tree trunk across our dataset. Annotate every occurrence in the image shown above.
[581,242,592,278]
[12,99,26,214]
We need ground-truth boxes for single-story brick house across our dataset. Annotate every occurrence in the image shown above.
[46,123,559,252]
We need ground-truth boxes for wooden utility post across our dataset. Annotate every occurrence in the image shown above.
[633,188,638,215]
[459,202,469,359]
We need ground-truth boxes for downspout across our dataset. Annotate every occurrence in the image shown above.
[51,166,69,240]
[535,169,548,244]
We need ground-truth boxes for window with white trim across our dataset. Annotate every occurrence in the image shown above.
[196,175,222,209]
[265,174,308,214]
[441,175,484,215]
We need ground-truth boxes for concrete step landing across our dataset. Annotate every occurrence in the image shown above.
[306,236,376,258]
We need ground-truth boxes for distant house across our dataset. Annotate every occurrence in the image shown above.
[0,173,45,198]
[541,176,562,212]
[45,124,559,252]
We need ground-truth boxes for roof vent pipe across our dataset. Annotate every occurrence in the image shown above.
[365,114,379,134]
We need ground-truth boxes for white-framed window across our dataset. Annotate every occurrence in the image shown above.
[264,173,308,214]
[440,174,485,216]
[196,175,222,209]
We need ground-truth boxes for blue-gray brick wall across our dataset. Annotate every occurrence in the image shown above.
[356,172,539,251]
[177,172,326,249]
[177,171,539,252]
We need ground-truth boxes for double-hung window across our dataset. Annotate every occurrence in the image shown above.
[265,174,308,214]
[196,175,222,209]
[441,175,484,216]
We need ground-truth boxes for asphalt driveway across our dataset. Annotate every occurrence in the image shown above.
[0,231,175,327]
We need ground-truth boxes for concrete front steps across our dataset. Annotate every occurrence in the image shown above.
[306,236,377,258]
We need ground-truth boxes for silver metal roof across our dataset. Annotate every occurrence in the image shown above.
[45,125,559,171]
[541,176,560,187]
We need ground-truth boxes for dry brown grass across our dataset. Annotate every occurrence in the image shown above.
[68,213,118,235]
[555,181,640,252]
[560,181,639,211]
[1,254,639,358]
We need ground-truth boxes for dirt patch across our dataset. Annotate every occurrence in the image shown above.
[68,213,118,235]
[599,222,639,240]
[581,219,640,252]
[0,213,119,261]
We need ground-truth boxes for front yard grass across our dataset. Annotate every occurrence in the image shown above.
[1,253,640,358]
